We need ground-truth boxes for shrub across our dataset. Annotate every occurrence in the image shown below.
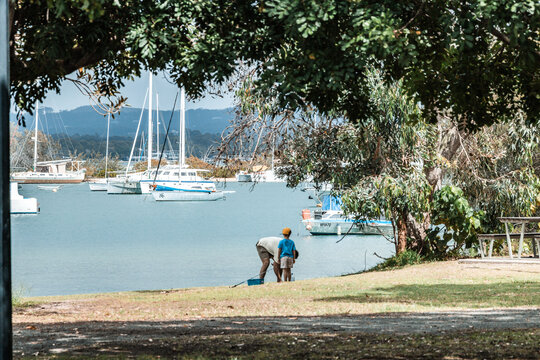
[427,185,484,258]
[371,250,422,271]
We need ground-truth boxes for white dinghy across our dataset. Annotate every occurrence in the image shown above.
[37,185,62,192]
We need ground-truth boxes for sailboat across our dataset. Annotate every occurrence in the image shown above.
[107,79,152,195]
[235,130,285,183]
[11,102,86,184]
[88,112,111,191]
[152,88,224,201]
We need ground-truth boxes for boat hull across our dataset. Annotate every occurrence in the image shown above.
[140,179,216,194]
[88,181,108,191]
[11,171,85,184]
[107,180,142,194]
[304,219,394,236]
[152,190,224,201]
[10,183,39,214]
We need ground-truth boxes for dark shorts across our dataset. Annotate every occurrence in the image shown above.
[256,245,272,262]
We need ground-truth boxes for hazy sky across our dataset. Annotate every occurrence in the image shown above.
[41,70,235,111]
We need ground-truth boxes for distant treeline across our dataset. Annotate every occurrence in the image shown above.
[52,131,220,160]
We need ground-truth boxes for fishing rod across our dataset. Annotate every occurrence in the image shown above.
[230,267,271,288]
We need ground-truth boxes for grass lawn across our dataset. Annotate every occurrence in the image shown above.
[12,260,540,359]
[14,260,540,323]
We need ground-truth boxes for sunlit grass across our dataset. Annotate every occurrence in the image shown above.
[14,261,540,323]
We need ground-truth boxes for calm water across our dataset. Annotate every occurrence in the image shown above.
[12,182,394,296]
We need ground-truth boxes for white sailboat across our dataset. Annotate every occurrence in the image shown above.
[88,112,111,191]
[11,102,86,184]
[152,88,224,201]
[107,82,151,195]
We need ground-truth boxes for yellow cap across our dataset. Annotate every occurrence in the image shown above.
[282,227,292,235]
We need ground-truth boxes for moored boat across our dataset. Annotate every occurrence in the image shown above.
[10,102,86,184]
[151,87,224,202]
[235,171,253,182]
[88,179,108,191]
[301,183,332,203]
[152,184,224,201]
[302,210,394,236]
[11,182,39,214]
[140,166,215,194]
[11,160,86,184]
[107,176,143,194]
[301,196,393,236]
[88,113,112,192]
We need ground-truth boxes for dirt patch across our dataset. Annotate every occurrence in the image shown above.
[13,309,540,358]
[12,261,540,357]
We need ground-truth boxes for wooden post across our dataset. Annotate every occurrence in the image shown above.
[505,223,513,259]
[517,222,525,258]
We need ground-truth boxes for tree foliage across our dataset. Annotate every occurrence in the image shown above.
[82,153,121,178]
[445,118,540,231]
[236,0,539,129]
[9,0,540,130]
[9,0,266,113]
[279,70,539,258]
[428,185,484,256]
[10,127,61,170]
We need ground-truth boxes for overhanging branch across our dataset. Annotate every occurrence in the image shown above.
[490,27,540,61]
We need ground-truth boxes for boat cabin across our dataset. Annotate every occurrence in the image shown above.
[36,160,67,173]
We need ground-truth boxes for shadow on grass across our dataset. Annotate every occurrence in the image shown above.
[13,312,540,359]
[317,281,540,308]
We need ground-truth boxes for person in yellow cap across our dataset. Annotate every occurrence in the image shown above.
[277,227,297,282]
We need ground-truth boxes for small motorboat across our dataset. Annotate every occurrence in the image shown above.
[301,196,393,236]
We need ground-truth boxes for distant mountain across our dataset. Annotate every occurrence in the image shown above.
[12,106,234,137]
[53,132,220,160]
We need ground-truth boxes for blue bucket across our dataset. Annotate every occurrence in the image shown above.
[247,278,264,286]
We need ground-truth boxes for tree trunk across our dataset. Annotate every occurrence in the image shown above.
[405,212,428,253]
[396,214,407,255]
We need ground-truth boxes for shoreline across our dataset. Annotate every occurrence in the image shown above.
[14,260,540,315]
[16,257,540,301]
[12,260,540,358]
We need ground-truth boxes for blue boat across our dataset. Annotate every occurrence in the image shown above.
[301,196,394,236]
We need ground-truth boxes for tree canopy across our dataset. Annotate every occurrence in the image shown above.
[9,0,539,130]
[9,0,266,113]
[276,69,539,257]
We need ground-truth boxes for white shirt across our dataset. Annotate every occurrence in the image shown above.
[257,236,281,260]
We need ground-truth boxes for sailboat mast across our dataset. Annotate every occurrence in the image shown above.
[147,73,153,170]
[105,112,110,179]
[33,101,39,172]
[180,87,186,168]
